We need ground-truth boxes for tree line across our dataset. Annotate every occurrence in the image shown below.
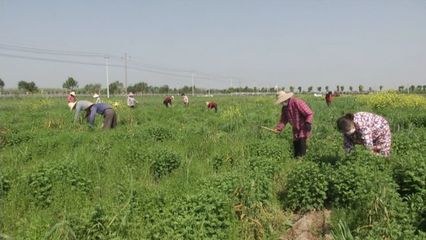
[0,77,426,95]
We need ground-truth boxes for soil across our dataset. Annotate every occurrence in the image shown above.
[280,210,332,240]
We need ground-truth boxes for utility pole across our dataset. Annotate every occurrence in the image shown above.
[105,56,110,98]
[191,72,195,96]
[123,53,129,93]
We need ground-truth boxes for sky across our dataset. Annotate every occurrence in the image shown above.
[0,0,425,90]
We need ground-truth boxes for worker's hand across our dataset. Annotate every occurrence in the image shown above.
[304,123,312,131]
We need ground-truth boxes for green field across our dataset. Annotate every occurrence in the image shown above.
[0,94,425,239]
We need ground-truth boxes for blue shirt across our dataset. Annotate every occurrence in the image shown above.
[88,103,113,127]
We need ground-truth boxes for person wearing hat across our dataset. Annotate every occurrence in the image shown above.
[127,92,138,108]
[273,91,314,158]
[68,100,94,123]
[182,93,189,107]
[325,91,333,107]
[163,95,174,107]
[206,101,217,112]
[87,103,117,129]
[93,93,101,104]
[337,112,391,157]
[67,91,76,103]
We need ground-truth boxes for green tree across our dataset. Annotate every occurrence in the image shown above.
[379,85,383,91]
[308,86,313,92]
[409,85,415,93]
[340,86,344,92]
[358,85,364,92]
[159,85,170,94]
[18,81,38,93]
[336,85,340,92]
[423,85,426,92]
[0,78,4,93]
[289,86,295,92]
[349,86,353,92]
[128,82,149,93]
[84,83,102,94]
[398,86,405,92]
[317,86,322,92]
[62,77,78,90]
[297,86,302,93]
[109,81,123,94]
[325,86,329,92]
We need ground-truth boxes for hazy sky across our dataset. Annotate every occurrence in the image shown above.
[1,0,425,90]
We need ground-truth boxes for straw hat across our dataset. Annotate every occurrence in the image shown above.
[275,91,293,104]
[68,102,77,110]
[70,91,76,96]
[93,93,99,98]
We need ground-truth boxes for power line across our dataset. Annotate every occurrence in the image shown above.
[0,42,253,87]
[0,42,118,58]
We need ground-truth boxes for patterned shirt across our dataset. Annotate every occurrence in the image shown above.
[127,97,137,107]
[276,98,314,140]
[343,112,392,156]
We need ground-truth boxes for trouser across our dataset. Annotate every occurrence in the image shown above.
[293,138,307,158]
[103,109,117,129]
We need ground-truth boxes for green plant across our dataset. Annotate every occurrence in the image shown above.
[0,174,11,197]
[285,161,328,211]
[149,149,181,180]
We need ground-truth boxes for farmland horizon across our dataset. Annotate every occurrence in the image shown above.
[1,1,426,90]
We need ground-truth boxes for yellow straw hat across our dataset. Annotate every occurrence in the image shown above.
[275,91,293,104]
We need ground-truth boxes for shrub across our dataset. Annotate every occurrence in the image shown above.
[0,174,11,197]
[247,140,289,161]
[28,168,53,207]
[149,149,181,180]
[285,161,328,211]
[146,126,173,142]
[392,153,426,198]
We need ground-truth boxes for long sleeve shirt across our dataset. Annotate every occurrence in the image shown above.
[88,103,113,127]
[275,98,314,140]
[343,112,392,156]
[127,97,137,107]
[73,100,94,123]
[183,96,189,104]
[207,102,217,110]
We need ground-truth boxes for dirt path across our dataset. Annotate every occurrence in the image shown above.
[280,210,332,240]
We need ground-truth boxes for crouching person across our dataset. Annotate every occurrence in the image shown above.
[87,103,117,129]
[206,101,218,112]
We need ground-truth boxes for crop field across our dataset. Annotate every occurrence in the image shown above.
[0,93,425,239]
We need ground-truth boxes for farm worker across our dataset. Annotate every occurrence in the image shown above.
[337,112,391,157]
[325,91,333,107]
[68,100,94,123]
[127,92,138,108]
[93,93,101,103]
[206,101,218,112]
[67,91,76,103]
[182,93,189,107]
[87,103,117,129]
[273,91,314,158]
[163,95,174,107]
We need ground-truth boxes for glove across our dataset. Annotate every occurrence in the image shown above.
[305,123,312,131]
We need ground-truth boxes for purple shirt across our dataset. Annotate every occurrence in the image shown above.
[88,103,113,127]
